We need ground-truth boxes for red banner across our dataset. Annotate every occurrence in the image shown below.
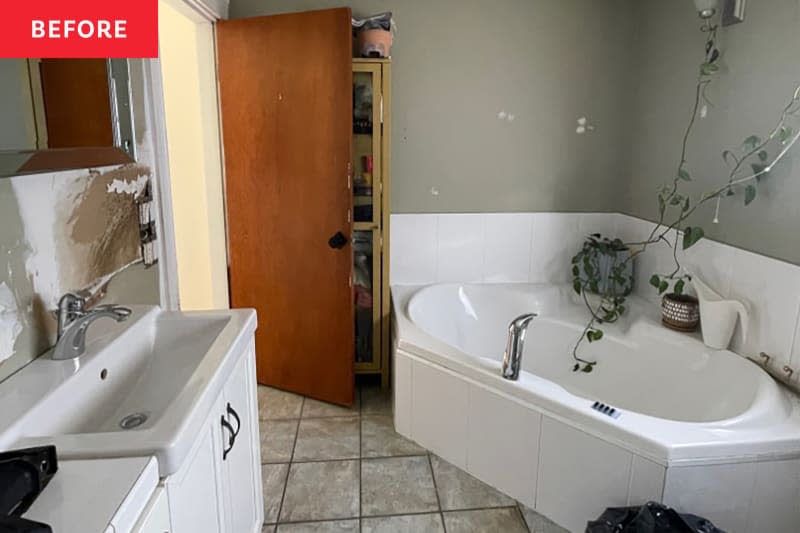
[0,1,158,58]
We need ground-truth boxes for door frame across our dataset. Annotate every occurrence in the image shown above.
[147,0,227,310]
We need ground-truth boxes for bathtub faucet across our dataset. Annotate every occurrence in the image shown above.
[501,313,537,381]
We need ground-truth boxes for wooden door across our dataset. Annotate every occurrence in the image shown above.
[217,8,354,406]
[38,59,113,148]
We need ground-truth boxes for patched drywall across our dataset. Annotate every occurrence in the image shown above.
[0,164,153,380]
[0,59,160,382]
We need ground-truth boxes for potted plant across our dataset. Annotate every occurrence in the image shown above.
[568,20,800,372]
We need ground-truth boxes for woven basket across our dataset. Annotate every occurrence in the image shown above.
[662,294,700,332]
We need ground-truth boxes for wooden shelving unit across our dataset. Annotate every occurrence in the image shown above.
[352,58,391,388]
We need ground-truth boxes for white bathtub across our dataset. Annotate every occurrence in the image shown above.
[391,283,800,533]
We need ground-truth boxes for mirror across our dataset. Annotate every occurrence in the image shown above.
[0,58,136,178]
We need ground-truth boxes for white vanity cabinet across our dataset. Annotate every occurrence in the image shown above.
[164,341,263,533]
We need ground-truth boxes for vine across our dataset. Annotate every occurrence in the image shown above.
[570,19,800,372]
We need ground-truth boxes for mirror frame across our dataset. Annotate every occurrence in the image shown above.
[0,59,136,178]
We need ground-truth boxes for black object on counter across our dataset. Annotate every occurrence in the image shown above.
[586,501,726,533]
[0,446,56,533]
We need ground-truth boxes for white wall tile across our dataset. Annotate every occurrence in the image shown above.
[745,459,800,533]
[392,352,413,437]
[791,314,800,389]
[679,238,735,298]
[466,384,541,508]
[662,462,756,532]
[390,214,438,285]
[482,214,533,283]
[436,214,485,283]
[529,213,584,284]
[536,417,633,532]
[727,248,800,362]
[627,455,665,505]
[410,360,469,468]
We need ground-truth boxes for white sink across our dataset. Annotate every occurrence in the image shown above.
[0,305,257,475]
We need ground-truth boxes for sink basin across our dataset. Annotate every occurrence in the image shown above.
[0,305,257,475]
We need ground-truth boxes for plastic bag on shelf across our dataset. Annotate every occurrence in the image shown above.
[352,12,395,58]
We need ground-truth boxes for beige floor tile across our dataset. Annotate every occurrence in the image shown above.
[276,519,359,532]
[259,386,304,420]
[361,513,445,533]
[361,416,426,458]
[293,417,359,461]
[361,456,439,516]
[261,419,298,463]
[443,507,528,533]
[302,395,360,418]
[262,463,289,523]
[430,455,514,510]
[519,504,569,533]
[279,460,359,522]
[360,385,392,415]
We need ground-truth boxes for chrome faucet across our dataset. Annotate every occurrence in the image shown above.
[501,313,537,380]
[52,292,132,360]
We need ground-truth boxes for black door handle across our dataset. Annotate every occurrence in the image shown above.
[328,231,348,249]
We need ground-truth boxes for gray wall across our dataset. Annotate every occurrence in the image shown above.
[625,0,800,264]
[230,0,636,213]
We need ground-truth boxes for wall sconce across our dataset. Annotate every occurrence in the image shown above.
[693,0,746,26]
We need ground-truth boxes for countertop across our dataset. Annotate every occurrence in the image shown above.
[23,456,159,533]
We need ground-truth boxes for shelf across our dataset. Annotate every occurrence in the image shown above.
[354,222,379,231]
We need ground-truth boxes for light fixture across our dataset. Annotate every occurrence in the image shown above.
[693,0,746,25]
[693,0,719,19]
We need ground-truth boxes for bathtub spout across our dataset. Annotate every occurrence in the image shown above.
[502,313,537,380]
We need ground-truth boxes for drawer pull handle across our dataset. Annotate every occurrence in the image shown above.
[227,403,241,438]
[221,415,236,460]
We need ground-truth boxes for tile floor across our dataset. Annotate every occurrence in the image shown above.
[258,385,567,533]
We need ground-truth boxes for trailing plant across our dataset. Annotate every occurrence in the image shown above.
[570,19,800,372]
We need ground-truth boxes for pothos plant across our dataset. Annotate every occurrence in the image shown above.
[569,21,800,373]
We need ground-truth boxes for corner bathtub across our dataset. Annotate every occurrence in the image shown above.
[391,283,800,533]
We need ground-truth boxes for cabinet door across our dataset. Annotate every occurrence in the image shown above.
[165,395,227,533]
[132,486,170,533]
[221,347,262,533]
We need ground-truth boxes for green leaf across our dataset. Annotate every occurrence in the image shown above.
[779,126,794,144]
[743,135,761,150]
[586,329,604,343]
[751,163,769,182]
[682,226,705,250]
[581,363,594,373]
[573,280,582,295]
[678,169,691,182]
[683,197,691,212]
[572,265,580,277]
[658,281,669,294]
[745,184,757,205]
[572,363,580,372]
[758,150,768,162]
[722,150,738,168]
[700,62,719,76]
[674,279,685,295]
[649,274,661,289]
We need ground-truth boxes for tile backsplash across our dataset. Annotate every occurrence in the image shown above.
[390,212,800,389]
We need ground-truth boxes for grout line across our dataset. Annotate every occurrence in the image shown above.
[427,453,444,515]
[515,502,533,533]
[274,401,303,525]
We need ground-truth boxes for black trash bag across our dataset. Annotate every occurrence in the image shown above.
[586,501,726,533]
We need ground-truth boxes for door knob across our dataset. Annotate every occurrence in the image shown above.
[328,231,348,249]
